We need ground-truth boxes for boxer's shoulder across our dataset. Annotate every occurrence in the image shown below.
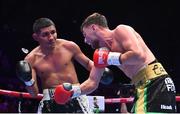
[24,46,40,64]
[57,39,80,52]
[114,24,135,34]
[116,24,132,29]
[58,39,77,45]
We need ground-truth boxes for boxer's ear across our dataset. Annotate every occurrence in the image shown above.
[91,24,100,32]
[32,33,38,41]
[91,24,97,31]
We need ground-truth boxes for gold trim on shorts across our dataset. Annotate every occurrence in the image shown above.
[131,62,168,87]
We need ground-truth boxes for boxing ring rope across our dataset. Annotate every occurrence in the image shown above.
[0,89,180,103]
[0,89,43,100]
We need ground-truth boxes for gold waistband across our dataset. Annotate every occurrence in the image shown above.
[131,62,168,87]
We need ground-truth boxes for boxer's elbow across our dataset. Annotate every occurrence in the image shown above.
[122,50,146,65]
[138,51,146,63]
[26,86,39,97]
[87,60,94,71]
[30,92,38,97]
[132,50,146,63]
[135,51,146,63]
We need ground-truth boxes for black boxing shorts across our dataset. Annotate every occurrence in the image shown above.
[42,98,82,113]
[131,62,177,113]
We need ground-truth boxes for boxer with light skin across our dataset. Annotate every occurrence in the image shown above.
[54,13,177,113]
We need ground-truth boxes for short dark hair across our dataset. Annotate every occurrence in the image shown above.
[33,18,55,33]
[81,13,108,32]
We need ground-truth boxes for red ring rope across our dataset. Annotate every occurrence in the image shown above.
[0,89,179,103]
[105,97,134,104]
[0,89,43,99]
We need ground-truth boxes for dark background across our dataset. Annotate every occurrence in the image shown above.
[0,0,179,112]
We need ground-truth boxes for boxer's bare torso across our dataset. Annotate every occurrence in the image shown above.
[26,40,80,89]
[109,25,156,78]
[24,25,92,96]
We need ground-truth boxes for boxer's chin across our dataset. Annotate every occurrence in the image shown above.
[91,40,100,49]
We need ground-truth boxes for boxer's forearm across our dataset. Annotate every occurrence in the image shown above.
[80,79,99,95]
[80,67,104,95]
[26,83,39,97]
[53,67,104,104]
[87,60,94,71]
[121,51,146,65]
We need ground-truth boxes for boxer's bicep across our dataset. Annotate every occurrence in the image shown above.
[24,55,39,96]
[31,68,38,85]
[24,54,37,83]
[89,67,104,82]
[72,42,93,71]
[116,26,145,65]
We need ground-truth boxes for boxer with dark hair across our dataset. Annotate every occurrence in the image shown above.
[16,17,112,113]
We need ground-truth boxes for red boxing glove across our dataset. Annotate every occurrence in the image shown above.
[93,47,121,68]
[93,47,109,67]
[54,83,81,104]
